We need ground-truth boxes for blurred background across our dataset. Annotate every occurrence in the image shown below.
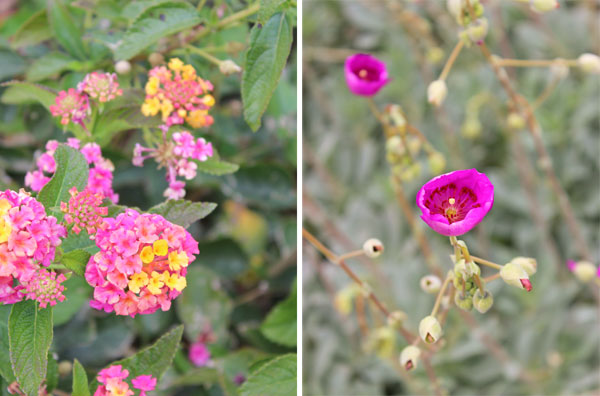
[302,1,599,395]
[0,0,297,394]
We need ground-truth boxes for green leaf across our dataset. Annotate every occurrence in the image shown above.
[61,231,99,255]
[258,0,288,25]
[122,0,180,22]
[242,12,293,131]
[0,306,15,383]
[46,353,58,393]
[225,164,295,210]
[8,301,53,396]
[72,359,90,396]
[10,9,53,49]
[197,238,247,279]
[60,249,91,277]
[90,325,183,392]
[53,276,91,326]
[26,52,80,82]
[239,354,297,396]
[149,200,217,228]
[196,157,240,176]
[0,50,25,81]
[0,81,57,111]
[47,0,87,60]
[114,3,201,60]
[38,145,89,220]
[260,285,296,347]
[92,106,162,146]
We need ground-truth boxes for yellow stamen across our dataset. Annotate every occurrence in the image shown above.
[449,198,456,205]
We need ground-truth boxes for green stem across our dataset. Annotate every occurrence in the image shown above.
[186,45,223,66]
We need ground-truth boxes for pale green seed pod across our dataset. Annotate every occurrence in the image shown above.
[420,275,442,294]
[454,292,473,311]
[500,262,532,291]
[472,289,494,313]
[419,315,443,344]
[363,238,384,258]
[399,345,421,371]
[219,59,242,75]
[510,257,537,276]
[573,261,597,283]
[427,80,447,107]
[466,17,488,45]
[530,0,559,13]
[507,112,526,130]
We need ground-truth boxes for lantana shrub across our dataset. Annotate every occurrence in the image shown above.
[0,1,297,395]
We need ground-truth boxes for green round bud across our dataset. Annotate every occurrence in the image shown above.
[510,257,537,276]
[420,275,442,294]
[461,118,482,139]
[454,292,473,311]
[428,151,446,175]
[507,112,526,130]
[472,289,494,313]
[573,261,597,283]
[419,315,443,344]
[399,345,421,371]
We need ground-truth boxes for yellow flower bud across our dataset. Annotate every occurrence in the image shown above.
[419,315,442,344]
[364,327,396,358]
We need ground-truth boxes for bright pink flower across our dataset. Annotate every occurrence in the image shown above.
[189,341,211,367]
[416,169,494,236]
[566,259,576,271]
[25,140,119,203]
[344,54,390,97]
[79,72,123,103]
[164,181,185,200]
[22,270,66,308]
[49,88,90,126]
[87,209,199,317]
[132,375,157,396]
[61,187,108,238]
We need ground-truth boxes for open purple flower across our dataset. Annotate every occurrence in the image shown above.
[416,169,494,236]
[344,54,390,96]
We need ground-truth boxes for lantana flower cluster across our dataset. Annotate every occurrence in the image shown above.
[0,189,66,307]
[141,58,215,128]
[50,72,122,127]
[95,365,156,396]
[61,187,108,238]
[85,209,199,317]
[25,138,119,203]
[133,130,214,200]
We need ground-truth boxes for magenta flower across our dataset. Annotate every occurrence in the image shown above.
[417,169,494,236]
[344,54,390,97]
[132,375,157,396]
[189,341,211,367]
[49,88,90,126]
[61,187,108,238]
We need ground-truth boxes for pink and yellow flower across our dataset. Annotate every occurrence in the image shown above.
[49,88,90,126]
[94,365,157,396]
[86,209,198,317]
[61,187,108,238]
[79,72,123,103]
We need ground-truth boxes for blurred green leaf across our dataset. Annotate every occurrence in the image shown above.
[92,106,162,146]
[72,359,90,396]
[258,0,289,25]
[114,3,201,60]
[226,164,295,210]
[61,249,91,277]
[196,156,240,176]
[242,12,293,131]
[38,145,89,220]
[260,284,296,347]
[8,301,53,396]
[197,238,248,279]
[10,9,53,49]
[122,0,179,22]
[0,50,25,81]
[0,306,14,383]
[46,353,58,393]
[26,52,81,82]
[53,276,91,326]
[171,367,219,386]
[148,199,217,228]
[47,0,87,60]
[0,81,57,111]
[239,354,296,396]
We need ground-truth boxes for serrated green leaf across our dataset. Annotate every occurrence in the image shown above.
[239,354,296,396]
[122,0,182,22]
[196,157,240,176]
[72,359,90,396]
[258,0,288,24]
[261,285,296,347]
[0,81,57,111]
[61,231,99,255]
[38,145,89,220]
[0,306,15,383]
[114,3,201,60]
[90,325,183,392]
[61,249,91,277]
[53,276,91,326]
[46,353,58,393]
[10,9,53,49]
[47,0,87,60]
[26,52,80,82]
[8,301,53,396]
[149,200,217,228]
[242,12,292,131]
[92,106,162,146]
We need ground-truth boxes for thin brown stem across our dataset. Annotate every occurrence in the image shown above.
[439,39,464,81]
[471,255,503,270]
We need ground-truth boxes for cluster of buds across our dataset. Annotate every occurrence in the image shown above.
[447,0,488,45]
[452,257,487,312]
[49,72,122,127]
[566,259,600,284]
[141,58,215,128]
[85,209,199,317]
[60,187,108,238]
[95,365,156,396]
[133,130,214,200]
[25,139,119,203]
[0,189,66,307]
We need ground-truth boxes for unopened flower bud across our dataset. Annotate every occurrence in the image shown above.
[465,18,488,45]
[577,53,600,74]
[420,275,442,294]
[428,151,446,174]
[399,345,421,371]
[387,310,408,328]
[386,136,405,158]
[530,0,559,13]
[550,59,569,80]
[461,117,482,139]
[427,80,447,107]
[500,262,532,291]
[365,326,396,358]
[573,261,597,283]
[334,284,359,315]
[510,257,537,276]
[219,59,242,75]
[507,112,526,130]
[58,361,72,377]
[447,0,463,20]
[472,289,493,313]
[386,104,407,131]
[427,47,444,65]
[398,163,421,182]
[115,60,131,74]
[148,52,165,67]
[419,315,442,344]
[363,238,384,258]
[454,291,473,311]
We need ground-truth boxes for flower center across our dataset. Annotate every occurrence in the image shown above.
[358,69,368,79]
[423,184,482,224]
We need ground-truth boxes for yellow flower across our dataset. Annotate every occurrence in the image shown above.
[141,97,160,116]
[185,109,209,128]
[168,57,184,71]
[181,64,196,81]
[160,100,174,120]
[153,239,168,256]
[202,95,215,107]
[145,77,160,95]
[0,218,12,244]
[164,272,187,292]
[128,272,149,294]
[168,251,188,271]
[140,246,155,264]
[0,199,11,216]
[177,109,187,118]
[147,271,165,295]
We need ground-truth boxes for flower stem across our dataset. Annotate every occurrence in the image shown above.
[473,274,485,294]
[483,273,501,282]
[431,272,453,317]
[367,97,383,123]
[338,250,366,262]
[186,45,223,67]
[471,255,503,270]
[531,78,559,110]
[439,40,464,81]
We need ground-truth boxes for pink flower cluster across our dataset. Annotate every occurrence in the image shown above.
[0,189,66,307]
[79,72,123,103]
[85,209,199,317]
[133,130,213,200]
[25,138,119,203]
[61,187,108,238]
[50,72,122,127]
[95,365,156,396]
[188,327,216,367]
